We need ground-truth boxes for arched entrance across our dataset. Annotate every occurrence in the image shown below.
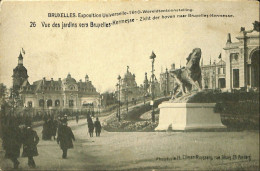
[251,49,259,88]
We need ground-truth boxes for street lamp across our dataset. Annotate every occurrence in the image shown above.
[165,68,169,96]
[42,91,45,116]
[143,82,146,105]
[143,72,148,105]
[150,51,156,122]
[99,95,102,115]
[126,83,128,114]
[117,75,121,122]
[115,84,119,118]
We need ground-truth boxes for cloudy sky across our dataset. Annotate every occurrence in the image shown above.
[0,1,259,92]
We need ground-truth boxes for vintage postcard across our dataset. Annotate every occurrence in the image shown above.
[0,0,259,170]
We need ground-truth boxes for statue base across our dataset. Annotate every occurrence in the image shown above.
[155,102,226,131]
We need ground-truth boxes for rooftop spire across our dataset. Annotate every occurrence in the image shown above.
[227,33,232,43]
[85,74,89,82]
[18,52,23,65]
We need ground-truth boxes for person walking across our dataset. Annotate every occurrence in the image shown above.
[22,120,39,168]
[51,118,58,140]
[63,114,68,123]
[94,117,101,137]
[87,115,94,137]
[57,120,75,159]
[2,117,22,169]
[42,120,51,140]
[76,113,79,124]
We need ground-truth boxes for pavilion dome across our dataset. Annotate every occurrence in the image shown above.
[62,73,77,84]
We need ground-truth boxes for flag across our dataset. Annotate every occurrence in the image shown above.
[22,48,25,55]
[218,53,222,59]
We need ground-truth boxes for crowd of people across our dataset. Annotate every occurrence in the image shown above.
[2,117,39,169]
[42,115,58,140]
[0,112,102,169]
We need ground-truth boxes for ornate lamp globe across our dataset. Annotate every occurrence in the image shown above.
[150,51,156,59]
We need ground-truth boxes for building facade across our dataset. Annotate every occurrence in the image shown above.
[224,21,259,91]
[201,59,226,90]
[13,53,100,113]
[160,63,176,96]
[117,66,143,103]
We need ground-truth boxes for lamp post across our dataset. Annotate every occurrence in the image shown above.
[143,72,149,105]
[126,84,128,114]
[42,92,45,115]
[115,84,119,118]
[165,68,169,96]
[117,75,121,122]
[150,51,156,122]
[99,95,102,115]
[143,82,146,105]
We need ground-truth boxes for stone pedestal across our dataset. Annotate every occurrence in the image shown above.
[155,102,226,131]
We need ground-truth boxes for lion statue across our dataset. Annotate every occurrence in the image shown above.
[170,48,202,99]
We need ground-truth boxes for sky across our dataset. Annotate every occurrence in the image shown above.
[0,1,259,93]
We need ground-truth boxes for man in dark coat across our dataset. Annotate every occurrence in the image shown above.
[87,115,94,137]
[76,113,79,124]
[51,118,58,140]
[22,120,39,168]
[57,121,75,159]
[42,120,50,140]
[2,118,22,169]
[94,117,101,137]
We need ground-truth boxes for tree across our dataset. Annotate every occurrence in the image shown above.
[0,83,7,99]
[0,83,10,125]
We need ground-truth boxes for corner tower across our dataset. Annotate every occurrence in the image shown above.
[12,52,29,96]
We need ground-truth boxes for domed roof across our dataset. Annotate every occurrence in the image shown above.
[62,73,76,84]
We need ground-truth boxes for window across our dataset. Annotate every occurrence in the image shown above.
[39,99,44,107]
[69,100,74,107]
[204,78,209,88]
[231,53,239,62]
[55,100,60,107]
[218,68,220,74]
[233,69,239,88]
[47,99,52,107]
[218,78,226,88]
[28,101,32,108]
[69,85,75,90]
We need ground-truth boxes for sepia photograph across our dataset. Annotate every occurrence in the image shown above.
[0,0,259,170]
